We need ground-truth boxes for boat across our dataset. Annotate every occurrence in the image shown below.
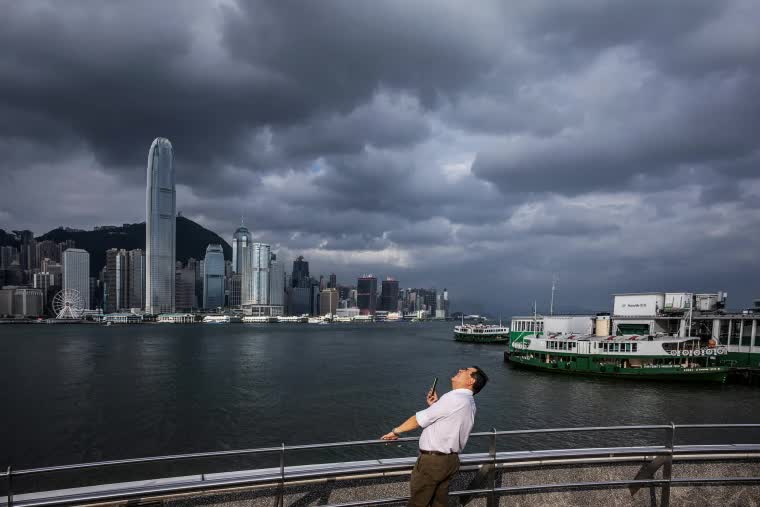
[507,333,729,382]
[454,322,510,343]
[203,315,242,324]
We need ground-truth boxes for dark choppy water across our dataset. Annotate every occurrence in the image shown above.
[1,321,759,486]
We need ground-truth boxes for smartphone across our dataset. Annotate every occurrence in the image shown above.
[429,376,438,395]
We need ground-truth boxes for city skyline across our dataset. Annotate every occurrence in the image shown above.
[1,2,759,315]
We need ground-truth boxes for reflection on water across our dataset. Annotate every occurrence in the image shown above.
[1,321,758,476]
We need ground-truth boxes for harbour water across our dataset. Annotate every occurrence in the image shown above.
[2,321,759,474]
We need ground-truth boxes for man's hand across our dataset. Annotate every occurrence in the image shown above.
[381,431,399,440]
[427,390,438,406]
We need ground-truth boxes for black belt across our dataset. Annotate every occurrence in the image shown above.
[419,449,458,456]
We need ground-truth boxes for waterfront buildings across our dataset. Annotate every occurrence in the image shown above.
[357,275,377,315]
[12,288,43,317]
[203,244,225,309]
[33,272,57,311]
[145,137,176,314]
[380,278,399,312]
[63,248,90,310]
[243,242,271,305]
[320,288,338,316]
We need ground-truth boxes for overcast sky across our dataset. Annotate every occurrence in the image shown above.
[2,0,759,315]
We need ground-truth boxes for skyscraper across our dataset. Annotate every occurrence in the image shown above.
[145,137,176,314]
[320,288,338,316]
[269,254,285,307]
[63,248,90,310]
[380,278,400,312]
[231,224,251,274]
[105,248,129,313]
[244,242,271,305]
[328,273,337,289]
[357,275,378,315]
[291,256,309,288]
[128,249,145,310]
[203,244,225,309]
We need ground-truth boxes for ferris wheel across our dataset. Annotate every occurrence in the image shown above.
[53,288,85,319]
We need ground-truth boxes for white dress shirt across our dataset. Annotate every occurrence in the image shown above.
[415,388,476,454]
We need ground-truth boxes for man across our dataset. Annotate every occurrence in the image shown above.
[381,366,488,507]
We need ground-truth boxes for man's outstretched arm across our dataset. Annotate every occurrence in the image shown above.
[380,415,420,440]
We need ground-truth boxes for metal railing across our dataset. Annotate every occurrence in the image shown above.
[2,423,760,507]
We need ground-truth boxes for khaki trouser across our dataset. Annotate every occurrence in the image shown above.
[408,453,460,507]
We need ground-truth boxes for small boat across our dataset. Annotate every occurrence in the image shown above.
[507,334,729,382]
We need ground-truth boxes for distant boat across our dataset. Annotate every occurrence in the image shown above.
[453,323,509,343]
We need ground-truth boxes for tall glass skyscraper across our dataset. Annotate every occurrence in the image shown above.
[203,244,225,309]
[231,224,251,274]
[243,243,270,305]
[145,137,176,314]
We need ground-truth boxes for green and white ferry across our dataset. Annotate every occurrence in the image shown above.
[454,323,510,343]
[508,333,729,382]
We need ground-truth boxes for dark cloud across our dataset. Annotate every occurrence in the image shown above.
[1,0,759,314]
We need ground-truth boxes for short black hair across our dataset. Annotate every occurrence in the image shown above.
[469,365,488,394]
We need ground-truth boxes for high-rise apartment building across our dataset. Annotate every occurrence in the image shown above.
[128,249,145,309]
[145,137,176,314]
[380,278,399,312]
[203,244,225,309]
[0,246,18,268]
[35,240,59,268]
[357,275,378,315]
[63,248,90,310]
[33,272,56,312]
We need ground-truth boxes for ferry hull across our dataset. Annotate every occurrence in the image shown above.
[454,332,508,344]
[507,355,728,383]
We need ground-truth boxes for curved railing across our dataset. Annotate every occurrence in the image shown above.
[2,423,760,507]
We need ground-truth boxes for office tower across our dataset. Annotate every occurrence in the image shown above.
[63,248,90,310]
[231,224,251,274]
[310,278,321,316]
[145,137,176,314]
[18,230,35,271]
[244,243,271,305]
[320,288,338,316]
[203,244,225,309]
[357,275,377,315]
[105,248,129,313]
[328,273,337,289]
[380,278,400,312]
[319,275,326,291]
[423,289,438,316]
[128,249,145,309]
[0,246,18,268]
[269,254,285,307]
[291,256,309,288]
[227,273,242,307]
[287,286,311,316]
[175,267,195,312]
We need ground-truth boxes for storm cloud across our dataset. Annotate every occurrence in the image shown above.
[1,0,759,314]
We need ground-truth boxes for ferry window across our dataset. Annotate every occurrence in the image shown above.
[741,321,752,346]
[632,343,638,352]
[613,343,619,352]
[625,343,631,352]
[729,320,740,345]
